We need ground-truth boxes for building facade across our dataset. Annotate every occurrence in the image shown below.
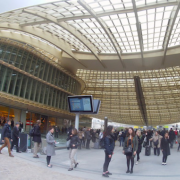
[0,38,86,134]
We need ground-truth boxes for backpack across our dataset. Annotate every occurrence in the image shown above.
[29,127,35,137]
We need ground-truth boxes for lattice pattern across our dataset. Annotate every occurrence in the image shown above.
[0,0,179,54]
[77,67,180,125]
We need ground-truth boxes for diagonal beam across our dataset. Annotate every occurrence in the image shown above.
[162,0,180,65]
[132,0,144,66]
[134,76,148,126]
[22,9,106,68]
[78,0,125,68]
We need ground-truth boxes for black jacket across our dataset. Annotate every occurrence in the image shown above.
[104,134,115,155]
[1,123,12,140]
[12,127,19,143]
[169,130,175,142]
[161,138,170,156]
[67,135,80,149]
[32,125,41,143]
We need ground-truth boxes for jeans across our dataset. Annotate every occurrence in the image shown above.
[69,149,77,168]
[178,143,180,151]
[119,137,124,147]
[11,139,19,152]
[33,142,41,156]
[137,151,140,161]
[162,151,168,163]
[86,139,90,149]
[79,139,83,149]
[0,137,12,155]
[46,156,51,165]
[103,151,112,172]
[154,147,160,156]
[170,141,174,148]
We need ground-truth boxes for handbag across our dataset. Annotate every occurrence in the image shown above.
[124,145,133,155]
[153,136,159,147]
[153,139,159,146]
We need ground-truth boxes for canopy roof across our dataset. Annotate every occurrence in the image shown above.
[0,0,180,71]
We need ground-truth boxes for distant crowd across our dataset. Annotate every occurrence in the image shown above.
[0,119,179,177]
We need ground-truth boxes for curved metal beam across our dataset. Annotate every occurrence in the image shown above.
[78,0,125,68]
[162,0,180,65]
[22,9,106,68]
[0,23,87,68]
[132,0,144,67]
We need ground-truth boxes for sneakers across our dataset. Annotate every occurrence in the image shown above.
[102,174,109,178]
[135,161,139,165]
[106,172,112,175]
[162,162,165,165]
[68,168,73,171]
[0,150,2,154]
[164,163,167,165]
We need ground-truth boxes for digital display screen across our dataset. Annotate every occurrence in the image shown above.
[68,96,93,113]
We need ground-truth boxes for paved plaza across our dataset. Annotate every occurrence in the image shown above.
[0,142,180,180]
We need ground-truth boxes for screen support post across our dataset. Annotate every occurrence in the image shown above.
[75,113,80,130]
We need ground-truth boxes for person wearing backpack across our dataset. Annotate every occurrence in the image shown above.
[150,131,162,156]
[102,126,115,178]
[32,120,42,158]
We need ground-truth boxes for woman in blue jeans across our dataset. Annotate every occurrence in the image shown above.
[102,126,115,178]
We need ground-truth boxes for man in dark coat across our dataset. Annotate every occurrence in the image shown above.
[11,119,14,129]
[32,120,42,158]
[85,128,91,149]
[0,120,14,157]
[11,122,21,153]
[169,128,175,148]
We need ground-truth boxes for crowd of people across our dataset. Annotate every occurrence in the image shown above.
[0,119,179,177]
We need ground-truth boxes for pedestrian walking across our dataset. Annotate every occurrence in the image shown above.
[11,122,21,153]
[102,126,115,178]
[0,120,14,157]
[32,120,42,158]
[85,128,91,149]
[150,131,162,156]
[46,127,56,168]
[177,133,180,151]
[169,128,175,148]
[123,128,138,174]
[67,128,80,171]
[135,130,144,165]
[161,132,171,165]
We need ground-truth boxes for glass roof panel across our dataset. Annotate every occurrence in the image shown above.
[0,0,178,54]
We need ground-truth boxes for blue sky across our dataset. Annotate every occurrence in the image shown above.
[0,0,59,13]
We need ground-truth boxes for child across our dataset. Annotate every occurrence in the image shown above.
[161,132,170,165]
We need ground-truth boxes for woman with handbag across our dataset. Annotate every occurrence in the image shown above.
[150,131,162,156]
[46,126,56,168]
[123,128,138,174]
[135,130,145,165]
[67,128,80,171]
[161,132,170,165]
[102,126,115,178]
